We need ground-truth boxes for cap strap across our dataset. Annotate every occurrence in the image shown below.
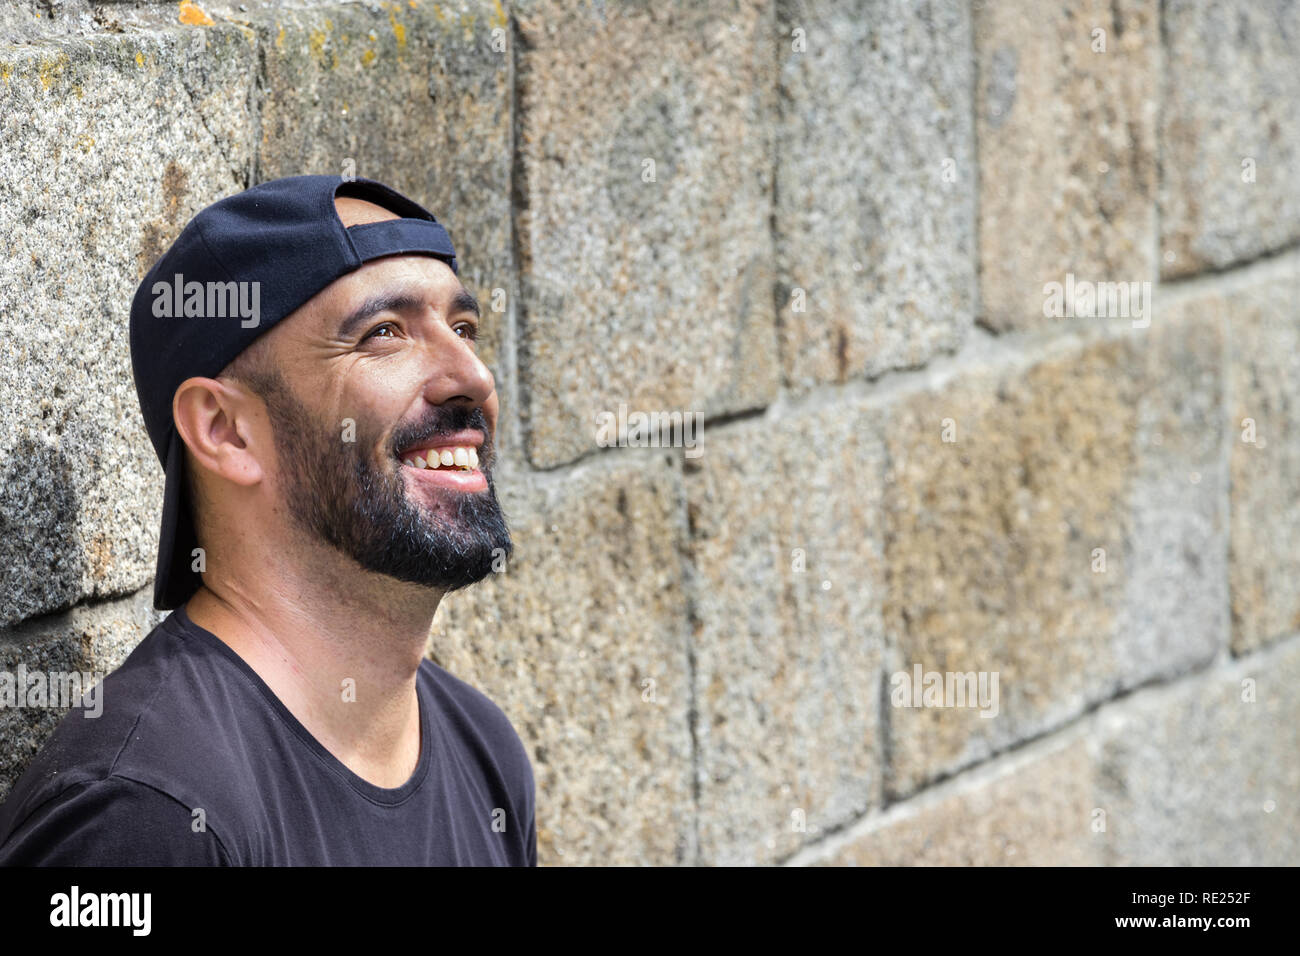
[347,218,458,273]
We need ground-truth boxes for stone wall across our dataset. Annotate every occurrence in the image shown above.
[1,0,1297,865]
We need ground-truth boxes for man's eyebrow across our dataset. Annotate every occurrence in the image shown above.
[336,290,425,339]
[335,285,481,339]
[450,287,481,320]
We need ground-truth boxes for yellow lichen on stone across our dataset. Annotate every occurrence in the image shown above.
[389,9,407,49]
[76,134,95,153]
[178,1,214,27]
[361,48,377,66]
[135,51,145,67]
[37,53,68,91]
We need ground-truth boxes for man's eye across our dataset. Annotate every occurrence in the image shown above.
[455,323,480,342]
[364,323,396,340]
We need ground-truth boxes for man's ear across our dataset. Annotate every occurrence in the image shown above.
[172,376,266,490]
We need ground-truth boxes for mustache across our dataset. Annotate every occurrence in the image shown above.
[388,405,496,467]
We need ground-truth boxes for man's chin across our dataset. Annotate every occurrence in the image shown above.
[317,454,511,592]
[373,481,510,591]
[350,524,509,592]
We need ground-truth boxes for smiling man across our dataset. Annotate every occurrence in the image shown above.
[0,175,536,866]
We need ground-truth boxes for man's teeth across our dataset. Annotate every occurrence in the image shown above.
[401,446,480,471]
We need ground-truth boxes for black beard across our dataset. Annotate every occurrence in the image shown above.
[253,371,512,592]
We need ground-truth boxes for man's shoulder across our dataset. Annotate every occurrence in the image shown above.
[419,659,534,786]
[421,659,523,737]
[0,612,260,857]
[421,661,538,866]
[0,616,183,809]
[0,613,247,864]
[0,773,231,865]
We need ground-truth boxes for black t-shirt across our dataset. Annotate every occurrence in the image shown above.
[0,604,536,866]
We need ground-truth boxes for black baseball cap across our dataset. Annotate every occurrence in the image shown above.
[128,174,459,610]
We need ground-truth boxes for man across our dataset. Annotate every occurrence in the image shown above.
[0,175,536,865]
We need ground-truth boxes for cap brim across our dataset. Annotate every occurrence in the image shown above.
[152,434,202,611]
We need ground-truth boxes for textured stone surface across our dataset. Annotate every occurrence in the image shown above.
[686,400,887,865]
[513,0,780,468]
[881,313,1226,797]
[1097,636,1300,865]
[0,588,166,800]
[817,734,1104,865]
[1160,0,1300,278]
[254,0,514,447]
[425,453,693,866]
[2,0,1295,871]
[975,0,1158,331]
[775,0,975,392]
[0,0,94,43]
[818,633,1300,866]
[1224,264,1300,652]
[0,26,256,627]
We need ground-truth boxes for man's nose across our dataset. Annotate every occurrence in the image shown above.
[419,324,495,407]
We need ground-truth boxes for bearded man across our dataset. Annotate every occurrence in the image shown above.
[0,175,535,866]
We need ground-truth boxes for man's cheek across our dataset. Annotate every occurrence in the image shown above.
[483,391,500,446]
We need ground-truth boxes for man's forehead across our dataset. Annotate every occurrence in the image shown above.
[322,252,465,309]
[288,256,472,346]
[257,197,470,344]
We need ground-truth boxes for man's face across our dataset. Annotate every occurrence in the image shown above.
[239,199,510,593]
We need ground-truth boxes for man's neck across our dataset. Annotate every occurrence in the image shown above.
[183,562,442,789]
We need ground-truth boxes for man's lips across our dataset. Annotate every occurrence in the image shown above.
[396,429,485,465]
[401,463,488,492]
[394,429,488,492]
